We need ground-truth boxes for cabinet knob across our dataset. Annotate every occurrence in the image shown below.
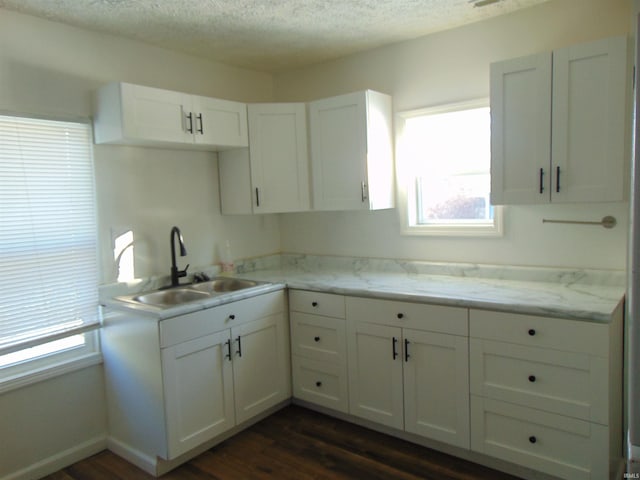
[312,301,318,307]
[397,313,404,319]
[229,314,235,320]
[315,381,322,387]
[528,329,536,336]
[314,336,320,342]
[529,436,537,444]
[528,375,536,383]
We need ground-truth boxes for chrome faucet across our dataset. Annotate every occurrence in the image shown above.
[170,226,189,287]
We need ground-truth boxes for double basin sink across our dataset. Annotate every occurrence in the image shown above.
[116,277,266,309]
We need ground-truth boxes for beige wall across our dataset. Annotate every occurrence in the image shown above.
[274,0,632,270]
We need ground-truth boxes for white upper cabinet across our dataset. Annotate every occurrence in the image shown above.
[309,90,395,211]
[491,36,628,205]
[93,82,248,150]
[219,103,310,214]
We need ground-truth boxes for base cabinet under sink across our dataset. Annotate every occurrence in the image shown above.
[101,290,290,474]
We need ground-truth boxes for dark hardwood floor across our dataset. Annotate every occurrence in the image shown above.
[42,405,521,479]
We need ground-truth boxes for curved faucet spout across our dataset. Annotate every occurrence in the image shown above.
[170,226,188,287]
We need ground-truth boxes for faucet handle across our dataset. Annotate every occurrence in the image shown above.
[179,264,189,278]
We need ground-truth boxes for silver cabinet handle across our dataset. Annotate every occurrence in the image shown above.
[361,182,368,202]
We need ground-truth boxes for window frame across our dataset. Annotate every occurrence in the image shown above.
[396,98,503,237]
[0,112,101,391]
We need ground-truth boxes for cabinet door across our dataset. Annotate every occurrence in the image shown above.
[490,53,552,205]
[193,95,248,148]
[347,321,404,429]
[310,92,369,211]
[403,329,470,448]
[248,103,310,213]
[551,36,627,203]
[161,330,235,459]
[231,313,290,424]
[121,83,193,144]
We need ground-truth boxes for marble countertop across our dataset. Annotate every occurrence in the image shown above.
[102,254,626,323]
[237,268,624,323]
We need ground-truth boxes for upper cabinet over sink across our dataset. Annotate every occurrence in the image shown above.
[310,90,395,211]
[93,82,248,150]
[490,36,628,205]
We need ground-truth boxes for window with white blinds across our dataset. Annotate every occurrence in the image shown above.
[0,114,99,369]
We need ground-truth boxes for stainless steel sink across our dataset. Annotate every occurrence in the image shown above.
[132,288,210,307]
[189,278,259,294]
[115,277,269,309]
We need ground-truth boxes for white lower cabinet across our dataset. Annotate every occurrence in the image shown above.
[161,330,235,458]
[102,290,290,473]
[403,328,469,445]
[346,296,470,449]
[469,308,623,480]
[471,397,608,480]
[290,290,349,413]
[348,321,404,428]
[231,313,290,424]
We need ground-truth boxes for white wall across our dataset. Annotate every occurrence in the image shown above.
[274,0,632,270]
[0,8,277,479]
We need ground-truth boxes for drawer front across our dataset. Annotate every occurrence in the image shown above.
[160,290,285,347]
[470,339,607,424]
[291,312,346,364]
[470,309,608,356]
[290,290,346,318]
[292,356,348,413]
[346,296,467,336]
[471,396,608,480]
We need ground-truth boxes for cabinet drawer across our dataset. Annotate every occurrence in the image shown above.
[291,312,346,364]
[471,397,608,480]
[470,339,607,424]
[346,296,467,336]
[160,291,285,347]
[290,290,345,318]
[470,309,608,356]
[292,356,348,413]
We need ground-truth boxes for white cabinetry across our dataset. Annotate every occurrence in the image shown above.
[161,330,235,457]
[469,308,623,479]
[290,290,348,413]
[309,90,394,211]
[101,291,289,474]
[230,312,290,423]
[491,36,628,204]
[346,296,469,449]
[219,103,310,214]
[93,82,248,150]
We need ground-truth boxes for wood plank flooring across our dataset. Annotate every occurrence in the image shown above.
[42,405,521,480]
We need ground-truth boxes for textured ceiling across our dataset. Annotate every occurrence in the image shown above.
[0,0,550,72]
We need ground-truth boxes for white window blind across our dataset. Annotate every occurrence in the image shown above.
[0,115,99,357]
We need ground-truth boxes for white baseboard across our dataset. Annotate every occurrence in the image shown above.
[107,436,158,476]
[3,435,107,480]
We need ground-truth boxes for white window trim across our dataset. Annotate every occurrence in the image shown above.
[395,98,504,237]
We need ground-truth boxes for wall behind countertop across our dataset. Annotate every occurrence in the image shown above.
[273,0,632,271]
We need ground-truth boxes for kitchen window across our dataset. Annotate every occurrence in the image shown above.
[396,99,502,236]
[0,114,100,390]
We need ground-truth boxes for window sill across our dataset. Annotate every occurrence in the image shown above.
[400,223,504,237]
[0,351,103,395]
